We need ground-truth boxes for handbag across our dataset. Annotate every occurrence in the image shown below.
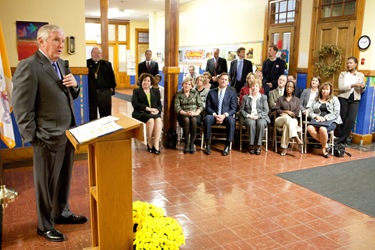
[308,119,334,127]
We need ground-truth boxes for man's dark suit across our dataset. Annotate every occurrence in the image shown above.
[87,58,117,120]
[205,57,228,88]
[12,50,80,231]
[204,87,237,143]
[229,59,253,93]
[262,58,286,96]
[138,60,159,77]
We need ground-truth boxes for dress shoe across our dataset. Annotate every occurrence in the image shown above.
[55,214,88,224]
[152,146,160,155]
[147,144,153,153]
[249,149,255,154]
[37,228,66,242]
[189,142,195,154]
[222,146,230,156]
[255,148,261,155]
[203,143,211,155]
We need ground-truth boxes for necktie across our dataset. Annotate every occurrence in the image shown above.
[279,89,283,96]
[214,59,217,76]
[147,61,150,71]
[218,90,224,115]
[237,60,243,81]
[52,62,61,80]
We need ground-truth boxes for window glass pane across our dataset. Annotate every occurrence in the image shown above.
[322,0,331,5]
[118,45,127,72]
[287,11,295,22]
[321,5,331,18]
[279,12,287,23]
[332,3,342,16]
[344,2,355,15]
[282,32,291,51]
[272,33,279,45]
[333,0,341,4]
[287,0,296,10]
[85,23,100,41]
[108,46,114,66]
[280,1,287,12]
[108,24,116,41]
[118,25,126,42]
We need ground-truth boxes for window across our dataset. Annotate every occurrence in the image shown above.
[320,0,356,18]
[138,32,149,44]
[270,0,296,24]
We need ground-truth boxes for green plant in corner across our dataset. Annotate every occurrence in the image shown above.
[315,44,343,78]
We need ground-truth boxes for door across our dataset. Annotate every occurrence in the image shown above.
[312,20,355,92]
[268,26,295,76]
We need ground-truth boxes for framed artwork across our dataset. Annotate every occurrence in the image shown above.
[16,21,48,60]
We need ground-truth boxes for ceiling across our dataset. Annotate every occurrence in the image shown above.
[85,0,195,21]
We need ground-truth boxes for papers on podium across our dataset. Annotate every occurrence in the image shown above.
[69,116,122,143]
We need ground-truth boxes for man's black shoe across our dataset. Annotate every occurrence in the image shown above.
[203,143,211,155]
[55,214,88,224]
[222,146,230,156]
[37,228,66,242]
[255,148,261,155]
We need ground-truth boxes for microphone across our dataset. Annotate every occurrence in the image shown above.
[64,60,71,75]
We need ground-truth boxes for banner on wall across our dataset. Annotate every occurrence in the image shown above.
[16,21,48,60]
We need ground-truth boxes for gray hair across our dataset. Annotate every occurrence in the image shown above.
[37,24,64,45]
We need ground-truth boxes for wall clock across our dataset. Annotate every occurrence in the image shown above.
[358,35,371,50]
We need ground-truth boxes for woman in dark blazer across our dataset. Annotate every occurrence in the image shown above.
[132,73,163,154]
[240,79,270,155]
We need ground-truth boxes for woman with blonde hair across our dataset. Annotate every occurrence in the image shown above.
[174,77,203,154]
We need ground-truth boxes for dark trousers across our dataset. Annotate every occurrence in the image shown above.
[204,115,235,143]
[89,88,112,121]
[337,97,359,144]
[33,138,75,231]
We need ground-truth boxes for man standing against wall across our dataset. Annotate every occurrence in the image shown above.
[205,48,228,88]
[87,47,117,121]
[138,49,159,77]
[262,45,286,96]
[229,47,253,94]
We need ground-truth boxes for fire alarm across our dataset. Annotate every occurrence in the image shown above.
[361,58,365,65]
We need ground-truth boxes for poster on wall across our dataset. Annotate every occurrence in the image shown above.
[16,21,48,60]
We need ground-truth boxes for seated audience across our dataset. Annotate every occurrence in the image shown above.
[204,73,237,156]
[132,73,163,155]
[174,77,203,154]
[300,76,321,114]
[269,74,287,110]
[287,74,303,98]
[195,75,209,109]
[240,79,270,155]
[307,82,342,158]
[239,72,255,105]
[275,80,303,156]
[203,71,214,89]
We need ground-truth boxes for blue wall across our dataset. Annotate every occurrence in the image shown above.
[1,74,89,149]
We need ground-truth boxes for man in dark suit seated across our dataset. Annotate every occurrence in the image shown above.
[288,74,303,98]
[205,48,228,88]
[138,49,159,77]
[204,72,237,156]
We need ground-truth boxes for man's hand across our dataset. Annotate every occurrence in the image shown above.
[62,74,78,88]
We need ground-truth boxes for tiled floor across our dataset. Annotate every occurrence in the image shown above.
[2,89,375,249]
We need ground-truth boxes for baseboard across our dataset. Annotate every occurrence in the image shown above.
[351,133,375,145]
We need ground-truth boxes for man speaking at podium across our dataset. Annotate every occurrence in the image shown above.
[12,24,87,242]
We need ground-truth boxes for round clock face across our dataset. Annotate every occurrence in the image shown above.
[358,35,371,50]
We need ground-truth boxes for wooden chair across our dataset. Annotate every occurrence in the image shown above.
[303,110,335,155]
[239,117,268,151]
[273,111,304,153]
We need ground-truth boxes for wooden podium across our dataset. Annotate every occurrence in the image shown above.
[66,113,145,249]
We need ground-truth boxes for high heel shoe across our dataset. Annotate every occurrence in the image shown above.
[323,152,329,158]
[152,146,160,155]
[147,144,153,153]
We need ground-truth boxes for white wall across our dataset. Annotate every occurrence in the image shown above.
[152,0,265,49]
[359,0,375,70]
